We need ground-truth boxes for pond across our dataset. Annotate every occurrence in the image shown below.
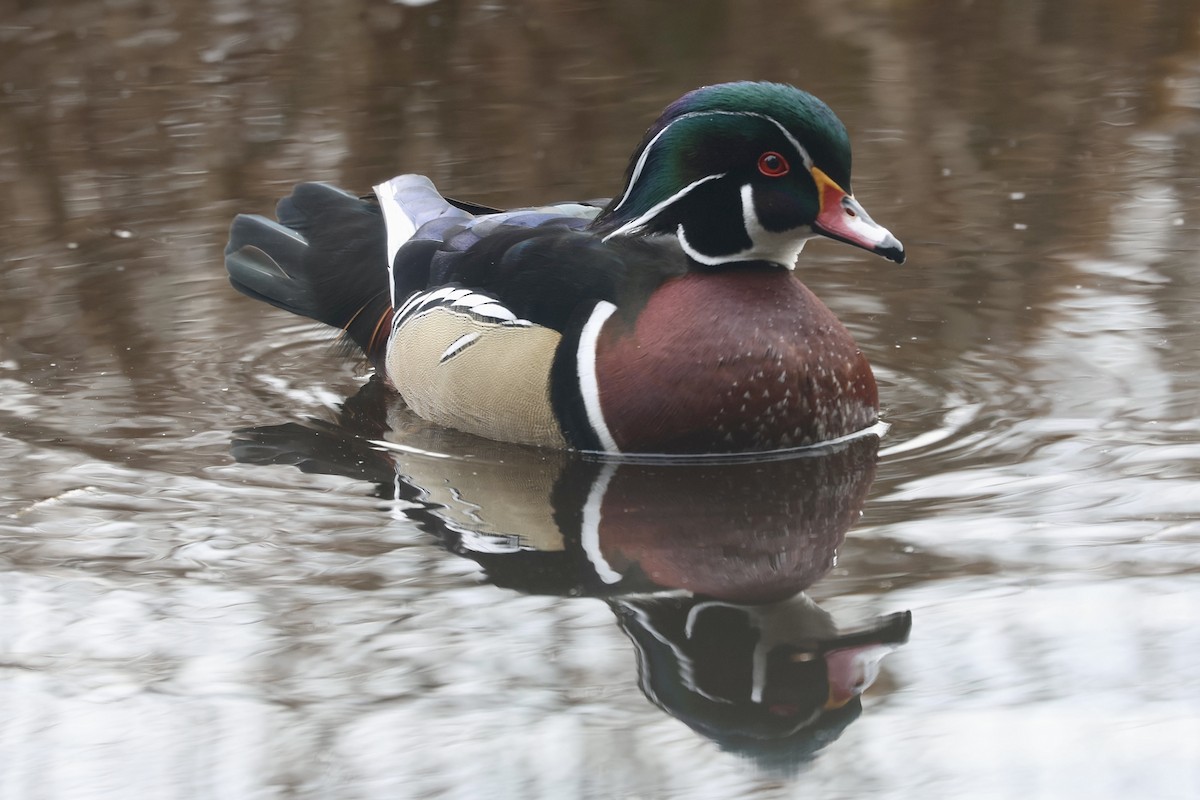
[2,1,1198,798]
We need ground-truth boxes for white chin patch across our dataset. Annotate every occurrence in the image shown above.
[739,183,811,268]
[675,184,810,268]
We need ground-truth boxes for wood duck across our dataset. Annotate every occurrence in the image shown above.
[226,81,904,454]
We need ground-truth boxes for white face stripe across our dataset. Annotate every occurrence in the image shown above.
[752,113,813,170]
[610,110,814,215]
[603,173,725,241]
[610,121,676,214]
[576,300,620,452]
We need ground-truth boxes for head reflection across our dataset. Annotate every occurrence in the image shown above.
[232,378,911,771]
[616,595,910,772]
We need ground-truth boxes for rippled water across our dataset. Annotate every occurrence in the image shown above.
[3,1,1200,798]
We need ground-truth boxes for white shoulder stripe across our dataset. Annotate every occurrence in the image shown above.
[576,300,620,453]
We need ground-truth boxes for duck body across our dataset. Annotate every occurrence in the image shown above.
[226,82,903,454]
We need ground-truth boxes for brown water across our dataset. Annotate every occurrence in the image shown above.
[3,1,1200,798]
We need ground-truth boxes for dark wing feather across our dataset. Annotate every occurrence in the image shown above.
[407,222,687,333]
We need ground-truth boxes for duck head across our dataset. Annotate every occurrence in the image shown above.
[594,82,904,268]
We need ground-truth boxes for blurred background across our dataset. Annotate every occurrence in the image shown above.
[1,1,1199,798]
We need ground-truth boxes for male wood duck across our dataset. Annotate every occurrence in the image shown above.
[226,81,904,454]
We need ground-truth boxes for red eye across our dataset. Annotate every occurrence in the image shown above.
[758,151,790,177]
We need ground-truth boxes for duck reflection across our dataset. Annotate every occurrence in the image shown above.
[232,378,911,770]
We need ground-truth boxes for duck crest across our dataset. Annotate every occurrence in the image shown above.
[225,81,904,455]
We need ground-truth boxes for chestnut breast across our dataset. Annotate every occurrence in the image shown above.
[594,268,878,453]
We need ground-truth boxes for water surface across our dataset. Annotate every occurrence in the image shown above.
[2,1,1199,798]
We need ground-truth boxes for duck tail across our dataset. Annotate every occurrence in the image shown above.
[225,183,393,362]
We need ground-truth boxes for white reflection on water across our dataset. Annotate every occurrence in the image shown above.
[808,577,1200,800]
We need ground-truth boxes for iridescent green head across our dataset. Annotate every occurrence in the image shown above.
[593,82,904,267]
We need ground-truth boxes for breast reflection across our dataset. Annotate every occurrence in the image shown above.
[232,378,911,770]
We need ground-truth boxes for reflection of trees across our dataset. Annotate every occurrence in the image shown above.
[1,0,1198,405]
